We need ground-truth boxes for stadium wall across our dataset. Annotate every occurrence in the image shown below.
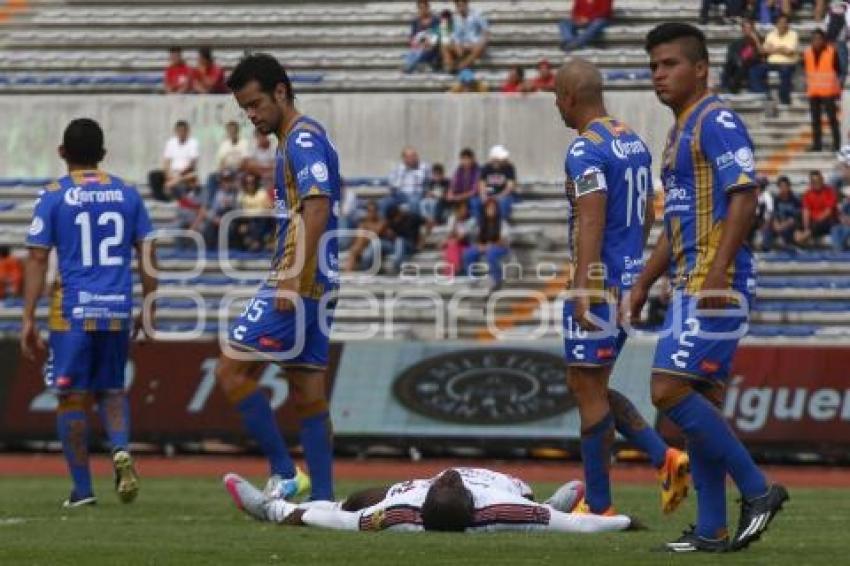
[0,92,670,183]
[2,338,849,459]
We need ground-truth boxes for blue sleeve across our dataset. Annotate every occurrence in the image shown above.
[25,189,56,248]
[701,108,757,192]
[131,189,154,242]
[565,138,608,198]
[286,129,333,200]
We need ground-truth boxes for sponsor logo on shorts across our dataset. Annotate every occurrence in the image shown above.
[596,347,615,360]
[392,349,575,425]
[700,360,721,374]
[716,151,735,170]
[259,336,283,350]
[28,216,45,236]
[56,376,72,389]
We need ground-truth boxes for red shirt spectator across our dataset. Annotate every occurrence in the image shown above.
[0,247,22,299]
[164,47,192,93]
[803,182,838,221]
[573,0,613,24]
[528,59,555,91]
[501,66,525,93]
[192,47,228,94]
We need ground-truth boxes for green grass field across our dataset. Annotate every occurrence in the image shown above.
[0,477,842,565]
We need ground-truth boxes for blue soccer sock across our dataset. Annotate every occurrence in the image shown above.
[608,389,668,469]
[299,411,334,501]
[664,392,767,500]
[97,392,130,452]
[580,412,615,513]
[236,389,295,478]
[57,400,93,498]
[688,437,728,539]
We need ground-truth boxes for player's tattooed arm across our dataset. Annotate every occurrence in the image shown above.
[21,247,49,360]
[573,190,607,330]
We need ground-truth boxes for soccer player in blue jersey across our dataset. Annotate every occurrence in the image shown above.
[631,23,789,552]
[555,58,690,518]
[21,118,158,507]
[214,54,339,502]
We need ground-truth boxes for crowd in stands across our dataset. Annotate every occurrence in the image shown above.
[163,47,228,94]
[752,167,850,251]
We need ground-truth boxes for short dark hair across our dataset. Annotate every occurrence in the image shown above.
[175,120,189,130]
[460,148,475,159]
[512,66,525,81]
[810,170,823,178]
[421,485,474,532]
[645,22,710,64]
[62,118,105,166]
[169,46,182,54]
[432,163,445,174]
[226,53,295,102]
[199,46,213,61]
[777,175,791,186]
[812,29,826,40]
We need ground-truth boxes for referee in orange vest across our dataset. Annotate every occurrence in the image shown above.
[805,29,842,152]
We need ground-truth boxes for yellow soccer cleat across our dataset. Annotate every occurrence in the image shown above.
[113,450,140,504]
[572,497,617,517]
[659,448,690,514]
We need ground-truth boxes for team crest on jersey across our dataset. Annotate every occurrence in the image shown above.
[734,147,755,172]
[28,216,44,236]
[310,162,329,183]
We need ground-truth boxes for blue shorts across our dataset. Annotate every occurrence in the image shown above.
[563,300,627,367]
[45,330,130,392]
[652,290,751,381]
[227,290,335,370]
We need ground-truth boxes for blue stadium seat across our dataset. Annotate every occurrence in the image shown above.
[0,178,21,188]
[20,177,51,187]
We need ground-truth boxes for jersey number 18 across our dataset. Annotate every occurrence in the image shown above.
[624,166,650,227]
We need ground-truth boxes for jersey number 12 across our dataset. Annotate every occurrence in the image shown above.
[624,166,650,227]
[74,211,124,267]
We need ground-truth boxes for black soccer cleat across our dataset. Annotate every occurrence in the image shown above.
[664,526,729,553]
[732,484,790,551]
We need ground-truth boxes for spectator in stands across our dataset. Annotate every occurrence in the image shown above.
[501,66,526,93]
[386,205,424,273]
[751,177,775,250]
[236,172,273,252]
[192,47,228,94]
[559,0,613,52]
[404,0,441,73]
[823,0,850,85]
[766,175,803,249]
[243,130,276,192]
[206,121,250,208]
[831,186,850,250]
[830,145,850,189]
[174,180,206,250]
[448,68,489,92]
[442,200,477,275]
[761,13,799,106]
[478,145,517,221]
[345,201,386,272]
[463,198,510,290]
[0,246,23,299]
[148,120,199,202]
[383,146,430,217]
[804,29,842,152]
[796,170,839,246]
[203,169,239,249]
[164,47,192,94]
[722,18,766,94]
[426,163,452,224]
[700,0,743,24]
[447,148,480,210]
[441,0,489,73]
[527,59,556,92]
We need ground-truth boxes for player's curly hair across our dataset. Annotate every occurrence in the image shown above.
[644,22,709,64]
[420,483,475,532]
[226,53,296,102]
[62,118,105,166]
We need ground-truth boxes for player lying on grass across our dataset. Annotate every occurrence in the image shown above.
[224,467,641,533]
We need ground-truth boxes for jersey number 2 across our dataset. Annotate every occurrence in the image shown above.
[74,211,124,267]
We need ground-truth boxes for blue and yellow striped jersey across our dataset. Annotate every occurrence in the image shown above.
[660,95,757,294]
[271,115,340,297]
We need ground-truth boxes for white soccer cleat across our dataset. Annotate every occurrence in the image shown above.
[544,480,586,513]
[224,473,272,521]
[263,468,311,501]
